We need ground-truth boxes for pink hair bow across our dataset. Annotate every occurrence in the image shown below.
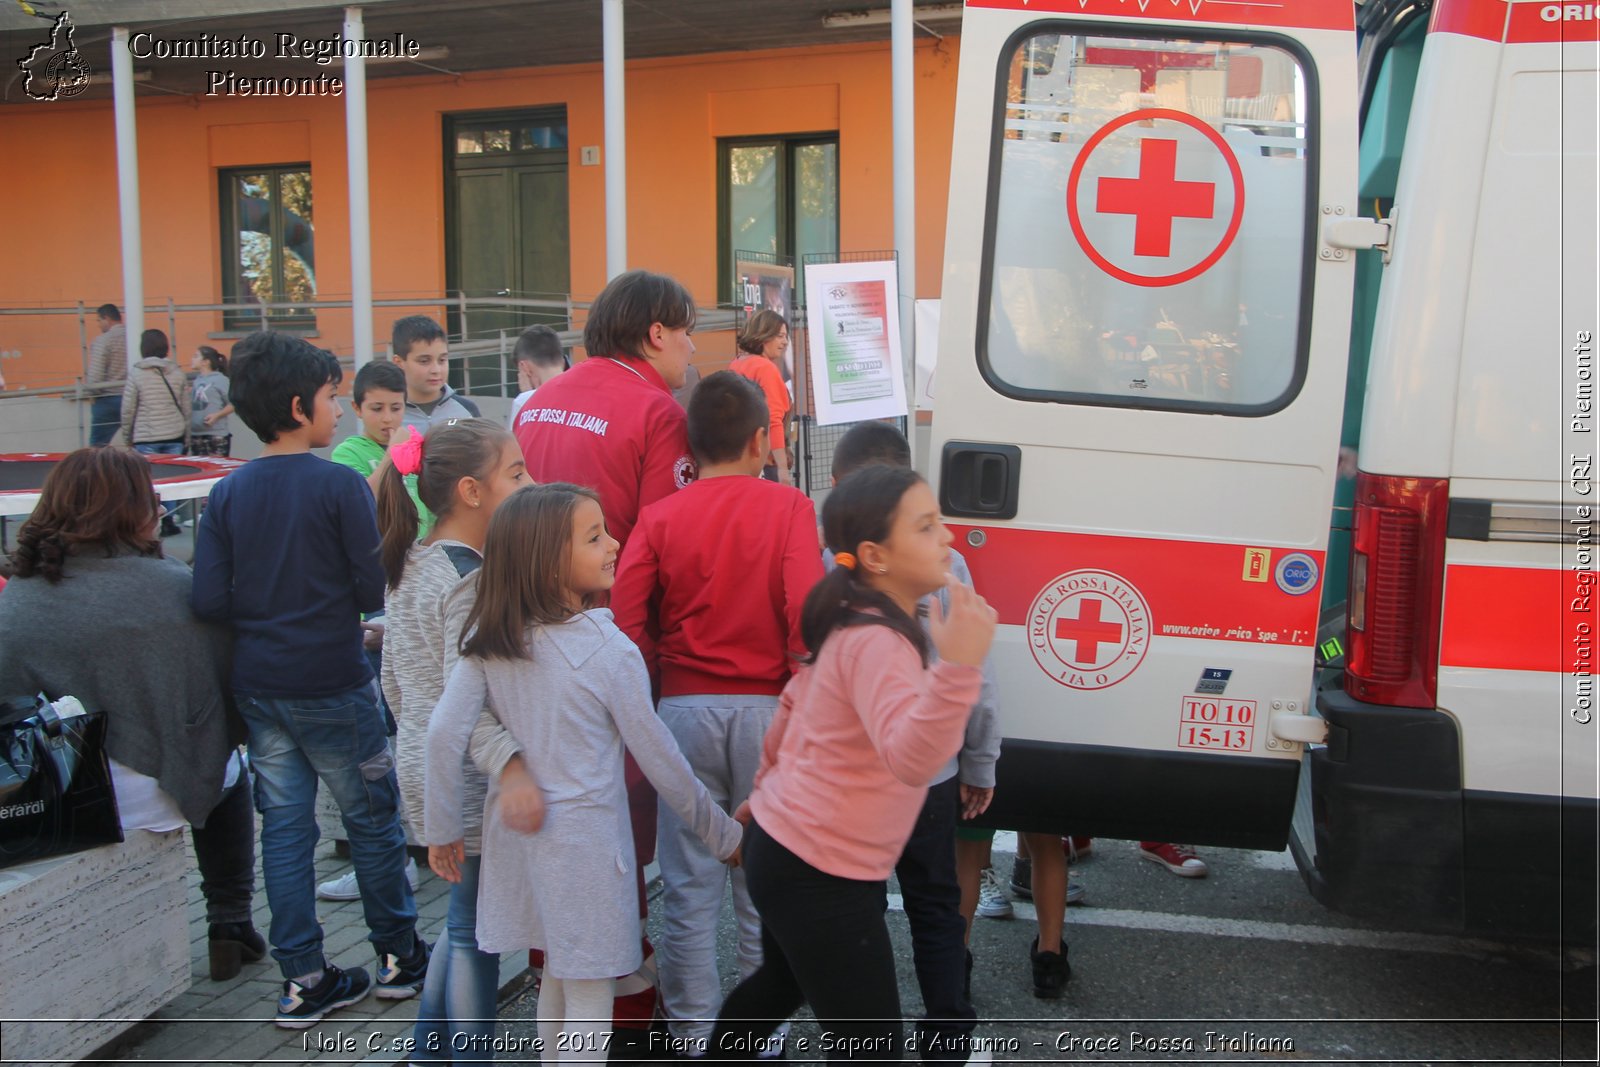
[390,425,424,476]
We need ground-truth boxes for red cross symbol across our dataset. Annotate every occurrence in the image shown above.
[1096,138,1216,258]
[1055,598,1124,665]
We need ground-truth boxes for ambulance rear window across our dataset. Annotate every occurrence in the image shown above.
[980,29,1313,414]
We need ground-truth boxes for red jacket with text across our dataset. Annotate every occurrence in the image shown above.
[512,354,695,550]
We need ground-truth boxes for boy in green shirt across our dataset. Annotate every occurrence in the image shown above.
[331,361,433,537]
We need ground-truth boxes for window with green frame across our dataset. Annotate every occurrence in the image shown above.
[220,166,316,330]
[718,134,839,305]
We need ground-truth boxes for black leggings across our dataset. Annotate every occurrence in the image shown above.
[712,820,902,1063]
[190,771,256,925]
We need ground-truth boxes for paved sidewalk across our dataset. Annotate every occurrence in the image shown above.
[101,838,529,1067]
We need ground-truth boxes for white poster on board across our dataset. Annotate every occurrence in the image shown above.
[803,260,908,427]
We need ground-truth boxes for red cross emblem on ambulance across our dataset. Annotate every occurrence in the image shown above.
[1066,108,1245,288]
[1028,570,1152,691]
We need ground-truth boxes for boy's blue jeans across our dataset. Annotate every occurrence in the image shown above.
[413,854,501,1063]
[237,683,419,981]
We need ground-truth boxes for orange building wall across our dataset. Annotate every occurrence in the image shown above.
[0,36,960,389]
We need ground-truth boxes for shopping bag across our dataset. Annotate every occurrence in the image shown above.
[0,694,123,870]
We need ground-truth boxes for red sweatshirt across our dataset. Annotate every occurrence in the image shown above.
[612,475,823,697]
[512,355,694,550]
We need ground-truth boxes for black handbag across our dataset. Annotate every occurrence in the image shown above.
[0,694,123,870]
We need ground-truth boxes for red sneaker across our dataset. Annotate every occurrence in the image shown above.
[1139,841,1209,878]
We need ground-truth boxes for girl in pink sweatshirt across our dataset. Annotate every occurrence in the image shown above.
[710,464,996,1062]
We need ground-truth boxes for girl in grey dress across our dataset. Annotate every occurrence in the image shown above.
[425,484,742,1064]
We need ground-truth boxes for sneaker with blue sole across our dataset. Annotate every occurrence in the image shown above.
[276,964,371,1029]
[375,940,430,999]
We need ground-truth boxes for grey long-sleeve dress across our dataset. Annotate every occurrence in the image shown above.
[425,608,742,979]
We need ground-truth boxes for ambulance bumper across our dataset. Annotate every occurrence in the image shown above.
[1301,688,1597,946]
[975,738,1300,851]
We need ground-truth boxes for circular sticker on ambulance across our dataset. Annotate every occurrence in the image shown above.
[1274,553,1319,596]
[1028,569,1151,690]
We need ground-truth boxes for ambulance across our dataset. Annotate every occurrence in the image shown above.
[930,0,1598,945]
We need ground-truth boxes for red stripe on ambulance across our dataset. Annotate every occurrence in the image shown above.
[963,0,1354,32]
[1507,4,1600,42]
[1430,0,1600,42]
[1439,564,1600,673]
[1429,0,1511,40]
[946,525,1323,647]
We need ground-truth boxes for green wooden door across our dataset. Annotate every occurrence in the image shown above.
[446,110,571,394]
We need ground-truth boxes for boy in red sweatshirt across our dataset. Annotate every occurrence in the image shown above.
[612,372,824,1058]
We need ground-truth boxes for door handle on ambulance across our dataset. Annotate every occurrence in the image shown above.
[940,442,1021,520]
[1270,711,1328,745]
[1321,210,1394,264]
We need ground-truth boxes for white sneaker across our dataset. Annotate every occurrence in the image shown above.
[975,865,1014,919]
[317,857,419,901]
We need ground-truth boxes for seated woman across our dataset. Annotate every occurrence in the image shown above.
[0,447,263,981]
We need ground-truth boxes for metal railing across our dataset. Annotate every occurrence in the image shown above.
[0,293,740,451]
[0,291,737,393]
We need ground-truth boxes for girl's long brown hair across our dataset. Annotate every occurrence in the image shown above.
[13,448,162,582]
[376,418,513,588]
[459,483,600,661]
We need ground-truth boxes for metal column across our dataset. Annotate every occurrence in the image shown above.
[111,27,143,362]
[891,0,916,400]
[345,6,375,366]
[603,0,627,280]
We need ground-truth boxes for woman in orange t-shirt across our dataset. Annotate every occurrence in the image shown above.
[729,310,793,486]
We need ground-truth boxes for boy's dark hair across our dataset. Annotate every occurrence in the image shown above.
[96,303,120,321]
[353,360,407,405]
[687,371,768,466]
[391,315,446,360]
[583,270,695,360]
[140,329,169,362]
[831,420,912,481]
[515,324,567,368]
[228,332,344,443]
[801,464,931,666]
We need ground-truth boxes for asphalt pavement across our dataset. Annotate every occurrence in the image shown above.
[497,832,1596,1064]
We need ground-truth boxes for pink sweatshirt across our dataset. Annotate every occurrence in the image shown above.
[748,623,982,881]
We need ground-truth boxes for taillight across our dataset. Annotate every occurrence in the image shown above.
[1345,473,1449,707]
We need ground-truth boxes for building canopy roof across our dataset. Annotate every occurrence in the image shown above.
[2,0,961,105]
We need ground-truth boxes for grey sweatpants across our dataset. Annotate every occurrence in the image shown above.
[655,694,779,1047]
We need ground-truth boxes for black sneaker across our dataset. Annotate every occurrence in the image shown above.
[275,964,371,1029]
[375,939,430,999]
[1009,854,1033,901]
[1029,937,1071,999]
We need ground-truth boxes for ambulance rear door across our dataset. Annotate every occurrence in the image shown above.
[932,0,1361,848]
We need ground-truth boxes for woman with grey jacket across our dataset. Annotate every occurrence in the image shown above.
[0,447,263,981]
[121,329,191,455]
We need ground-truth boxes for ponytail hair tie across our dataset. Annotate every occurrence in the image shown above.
[833,551,858,571]
[390,425,425,476]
